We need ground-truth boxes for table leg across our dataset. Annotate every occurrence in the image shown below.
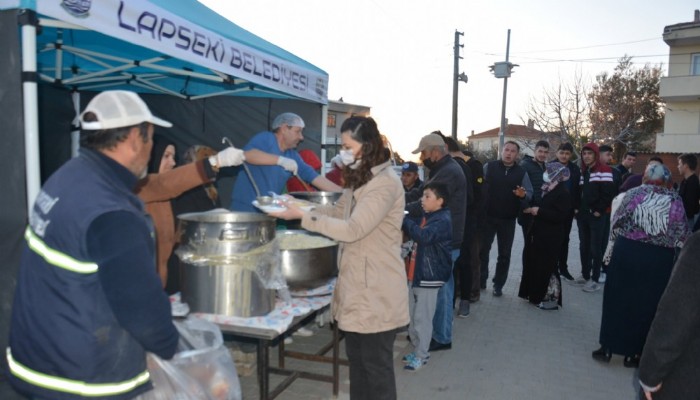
[279,334,285,369]
[258,338,269,400]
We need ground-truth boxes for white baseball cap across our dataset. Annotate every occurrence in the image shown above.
[80,90,172,130]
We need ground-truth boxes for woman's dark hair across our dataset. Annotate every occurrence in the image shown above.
[340,116,389,189]
[423,182,449,205]
[80,111,149,151]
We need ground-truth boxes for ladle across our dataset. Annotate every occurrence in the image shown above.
[221,137,262,200]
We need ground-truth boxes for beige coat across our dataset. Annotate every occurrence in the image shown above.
[301,161,409,333]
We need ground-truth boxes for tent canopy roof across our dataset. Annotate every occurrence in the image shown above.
[1,0,328,103]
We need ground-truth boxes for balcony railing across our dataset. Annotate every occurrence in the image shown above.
[660,75,700,102]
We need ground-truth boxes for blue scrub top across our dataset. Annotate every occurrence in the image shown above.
[230,131,319,212]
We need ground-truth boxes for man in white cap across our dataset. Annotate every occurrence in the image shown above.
[8,90,180,399]
[230,112,341,212]
[406,132,466,352]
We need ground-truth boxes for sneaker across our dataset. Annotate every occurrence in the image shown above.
[457,300,470,318]
[560,271,575,282]
[598,272,607,284]
[428,339,451,352]
[493,287,503,297]
[537,301,558,310]
[582,281,601,292]
[402,352,430,364]
[293,327,314,337]
[571,275,588,286]
[403,356,427,371]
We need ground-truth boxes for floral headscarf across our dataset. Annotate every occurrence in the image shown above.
[541,161,570,196]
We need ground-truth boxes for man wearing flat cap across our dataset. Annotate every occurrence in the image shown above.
[406,132,467,352]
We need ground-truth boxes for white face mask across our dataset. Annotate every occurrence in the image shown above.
[339,149,355,166]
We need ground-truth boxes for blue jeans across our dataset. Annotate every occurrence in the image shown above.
[479,217,517,289]
[577,211,605,282]
[431,249,459,344]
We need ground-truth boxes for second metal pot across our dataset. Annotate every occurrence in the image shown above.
[278,230,338,289]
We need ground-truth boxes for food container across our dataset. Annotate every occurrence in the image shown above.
[176,211,278,317]
[277,230,338,289]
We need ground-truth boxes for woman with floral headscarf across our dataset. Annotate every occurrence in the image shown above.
[592,163,691,368]
[518,161,573,310]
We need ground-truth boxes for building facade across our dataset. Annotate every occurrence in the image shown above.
[658,10,700,153]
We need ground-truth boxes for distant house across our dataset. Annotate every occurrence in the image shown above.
[466,123,561,158]
[658,9,700,153]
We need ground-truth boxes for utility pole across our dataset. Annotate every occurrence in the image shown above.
[489,29,518,159]
[451,30,467,140]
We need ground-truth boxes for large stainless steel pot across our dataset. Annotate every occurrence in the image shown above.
[288,191,342,206]
[176,211,277,317]
[278,230,338,289]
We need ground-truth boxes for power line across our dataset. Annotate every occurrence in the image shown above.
[511,37,662,54]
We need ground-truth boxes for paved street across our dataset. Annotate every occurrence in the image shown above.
[238,223,640,400]
[0,224,640,400]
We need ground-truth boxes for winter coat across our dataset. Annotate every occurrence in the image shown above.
[403,208,453,288]
[638,232,700,400]
[301,160,409,333]
[576,143,615,215]
[406,155,466,248]
[520,156,546,206]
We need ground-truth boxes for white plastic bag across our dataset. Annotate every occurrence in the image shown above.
[136,316,242,400]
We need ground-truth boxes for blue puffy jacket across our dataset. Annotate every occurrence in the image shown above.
[402,208,453,288]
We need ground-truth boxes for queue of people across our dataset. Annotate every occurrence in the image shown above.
[8,89,700,400]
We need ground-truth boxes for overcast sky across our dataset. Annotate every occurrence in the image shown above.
[201,0,698,161]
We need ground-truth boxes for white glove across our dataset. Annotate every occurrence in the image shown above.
[277,156,298,175]
[330,154,343,168]
[214,147,245,167]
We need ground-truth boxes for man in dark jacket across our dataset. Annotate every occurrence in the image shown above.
[575,142,616,293]
[8,91,179,400]
[519,140,550,237]
[639,231,700,400]
[554,142,581,281]
[443,136,476,317]
[461,151,485,306]
[479,141,532,297]
[408,133,466,351]
[677,153,700,225]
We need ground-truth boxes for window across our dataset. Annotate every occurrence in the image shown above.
[327,113,337,128]
[692,54,700,75]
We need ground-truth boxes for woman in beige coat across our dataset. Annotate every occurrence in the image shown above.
[272,116,408,400]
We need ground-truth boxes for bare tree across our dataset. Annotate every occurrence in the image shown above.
[588,55,664,160]
[522,70,592,151]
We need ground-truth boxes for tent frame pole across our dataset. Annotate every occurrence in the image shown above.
[20,10,40,211]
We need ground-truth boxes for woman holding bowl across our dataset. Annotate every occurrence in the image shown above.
[271,116,408,400]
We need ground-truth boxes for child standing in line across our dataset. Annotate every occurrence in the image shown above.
[401,182,453,371]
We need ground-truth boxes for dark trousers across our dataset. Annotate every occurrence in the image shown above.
[556,213,575,274]
[479,216,516,289]
[577,211,605,282]
[456,214,477,301]
[600,212,611,273]
[344,329,397,400]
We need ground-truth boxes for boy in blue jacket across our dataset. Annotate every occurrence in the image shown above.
[401,182,453,371]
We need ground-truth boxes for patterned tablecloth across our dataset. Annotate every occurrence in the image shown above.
[170,278,336,334]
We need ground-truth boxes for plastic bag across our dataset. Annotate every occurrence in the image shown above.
[136,316,242,400]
